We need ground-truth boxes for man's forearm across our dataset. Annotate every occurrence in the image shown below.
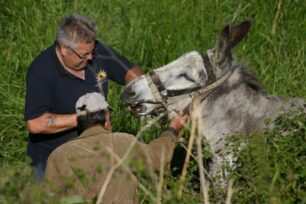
[26,112,77,134]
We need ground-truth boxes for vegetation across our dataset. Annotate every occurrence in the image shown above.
[0,0,305,203]
[229,111,306,204]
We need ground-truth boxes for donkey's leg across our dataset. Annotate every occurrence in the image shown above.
[206,135,234,188]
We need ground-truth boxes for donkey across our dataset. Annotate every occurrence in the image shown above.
[120,19,305,183]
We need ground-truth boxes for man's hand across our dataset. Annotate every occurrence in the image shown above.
[124,66,142,84]
[168,113,188,132]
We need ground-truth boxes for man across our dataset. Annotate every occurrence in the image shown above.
[24,13,142,179]
[44,92,188,203]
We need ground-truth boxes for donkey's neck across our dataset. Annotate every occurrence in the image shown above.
[199,73,288,140]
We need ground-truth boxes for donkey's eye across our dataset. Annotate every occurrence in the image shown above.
[178,73,195,82]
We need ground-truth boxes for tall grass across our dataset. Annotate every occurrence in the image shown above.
[0,0,305,203]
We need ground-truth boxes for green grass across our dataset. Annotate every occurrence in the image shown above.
[0,0,305,203]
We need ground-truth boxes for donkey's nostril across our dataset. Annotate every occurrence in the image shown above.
[127,91,136,97]
[124,91,136,98]
[120,87,137,101]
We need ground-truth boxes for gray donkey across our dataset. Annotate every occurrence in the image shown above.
[120,19,306,183]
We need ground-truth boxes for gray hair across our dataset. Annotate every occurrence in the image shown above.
[56,12,97,49]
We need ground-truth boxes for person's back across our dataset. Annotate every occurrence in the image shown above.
[44,92,186,203]
[45,126,139,203]
[45,126,179,203]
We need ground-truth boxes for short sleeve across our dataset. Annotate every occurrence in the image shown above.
[24,63,53,120]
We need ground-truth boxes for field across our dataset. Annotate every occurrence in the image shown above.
[0,0,305,203]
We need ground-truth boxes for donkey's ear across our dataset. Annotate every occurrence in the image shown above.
[214,18,252,61]
[229,18,252,49]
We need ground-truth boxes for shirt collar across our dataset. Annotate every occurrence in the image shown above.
[79,125,109,139]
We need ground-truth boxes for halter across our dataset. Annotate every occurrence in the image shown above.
[131,54,233,117]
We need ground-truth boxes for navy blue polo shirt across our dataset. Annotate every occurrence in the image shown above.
[25,40,135,167]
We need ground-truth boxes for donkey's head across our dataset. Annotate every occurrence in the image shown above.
[120,19,252,118]
[120,51,208,117]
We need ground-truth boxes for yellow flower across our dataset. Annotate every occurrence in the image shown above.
[96,70,107,81]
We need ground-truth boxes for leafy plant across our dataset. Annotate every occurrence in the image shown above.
[228,111,306,203]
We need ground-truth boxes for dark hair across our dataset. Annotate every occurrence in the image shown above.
[77,110,107,134]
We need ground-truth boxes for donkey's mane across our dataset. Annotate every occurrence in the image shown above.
[207,62,264,103]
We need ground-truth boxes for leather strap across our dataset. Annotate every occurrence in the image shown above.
[202,54,216,85]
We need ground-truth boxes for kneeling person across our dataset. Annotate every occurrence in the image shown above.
[44,92,187,203]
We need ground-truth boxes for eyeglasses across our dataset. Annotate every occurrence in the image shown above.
[69,47,96,59]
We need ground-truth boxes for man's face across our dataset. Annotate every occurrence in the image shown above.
[61,41,96,71]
